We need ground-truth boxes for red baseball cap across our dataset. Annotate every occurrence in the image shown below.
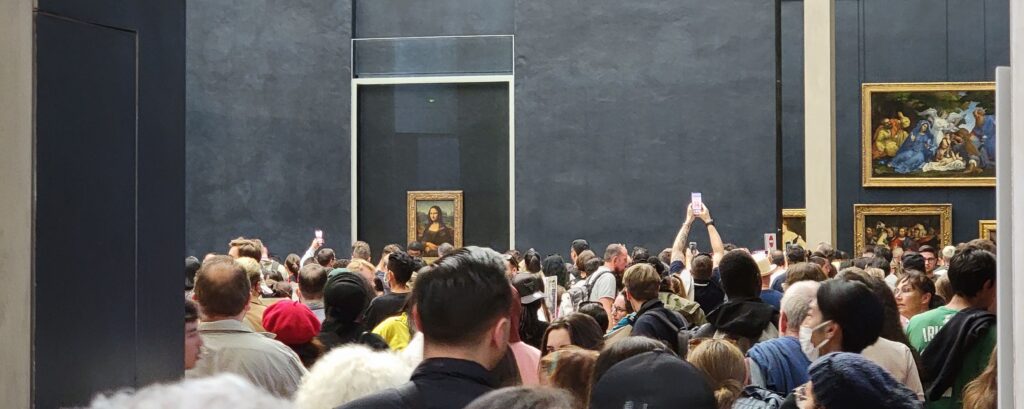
[262,301,321,346]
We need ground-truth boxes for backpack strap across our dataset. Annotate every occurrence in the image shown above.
[584,269,612,301]
[395,382,424,409]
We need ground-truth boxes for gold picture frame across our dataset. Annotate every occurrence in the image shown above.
[853,204,952,253]
[781,209,807,248]
[861,82,996,188]
[407,191,463,258]
[978,220,996,242]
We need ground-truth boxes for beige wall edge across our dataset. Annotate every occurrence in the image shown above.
[803,0,837,247]
[0,0,33,406]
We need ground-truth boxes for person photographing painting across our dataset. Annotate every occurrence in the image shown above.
[419,205,454,257]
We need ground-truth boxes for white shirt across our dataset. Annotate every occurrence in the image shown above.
[861,337,924,400]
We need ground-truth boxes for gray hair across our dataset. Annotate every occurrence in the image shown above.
[295,344,413,409]
[437,243,456,258]
[465,387,576,409]
[781,280,820,332]
[88,374,292,409]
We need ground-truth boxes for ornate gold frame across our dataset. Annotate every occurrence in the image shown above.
[406,191,464,251]
[861,82,996,188]
[978,220,996,241]
[853,204,952,252]
[782,208,806,219]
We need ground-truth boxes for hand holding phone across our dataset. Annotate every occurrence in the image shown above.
[691,193,703,216]
[314,229,324,246]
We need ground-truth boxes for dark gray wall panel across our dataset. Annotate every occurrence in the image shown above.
[35,16,137,408]
[515,0,778,252]
[830,0,1005,252]
[354,0,513,38]
[186,0,352,257]
[781,0,805,208]
[34,0,184,404]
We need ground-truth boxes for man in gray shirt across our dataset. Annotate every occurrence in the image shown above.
[587,243,628,319]
[187,256,307,398]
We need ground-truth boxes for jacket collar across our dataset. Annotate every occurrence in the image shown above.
[198,319,253,333]
[412,358,498,388]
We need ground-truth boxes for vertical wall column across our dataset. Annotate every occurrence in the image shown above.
[0,0,33,406]
[1007,1,1024,406]
[803,0,837,247]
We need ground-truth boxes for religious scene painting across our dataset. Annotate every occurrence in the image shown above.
[978,220,996,243]
[781,209,807,249]
[853,204,952,255]
[407,191,463,258]
[862,82,996,187]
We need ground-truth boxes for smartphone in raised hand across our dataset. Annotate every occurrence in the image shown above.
[314,229,324,246]
[691,192,703,215]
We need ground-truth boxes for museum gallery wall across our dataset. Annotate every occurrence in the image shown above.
[780,0,1007,251]
[187,0,779,255]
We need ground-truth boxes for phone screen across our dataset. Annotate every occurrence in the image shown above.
[688,242,697,251]
[314,229,323,239]
[691,192,703,215]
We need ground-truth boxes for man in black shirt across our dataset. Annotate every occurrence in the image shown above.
[338,247,512,409]
[362,250,416,330]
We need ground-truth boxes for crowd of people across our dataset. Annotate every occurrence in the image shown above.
[89,204,998,409]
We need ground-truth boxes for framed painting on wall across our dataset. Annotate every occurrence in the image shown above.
[862,82,995,187]
[853,204,952,254]
[407,191,463,258]
[781,209,807,249]
[978,220,996,242]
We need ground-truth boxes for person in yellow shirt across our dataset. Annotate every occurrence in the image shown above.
[373,312,414,351]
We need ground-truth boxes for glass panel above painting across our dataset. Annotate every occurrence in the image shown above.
[861,82,995,187]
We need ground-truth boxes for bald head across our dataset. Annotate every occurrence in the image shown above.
[780,280,820,335]
[194,256,251,318]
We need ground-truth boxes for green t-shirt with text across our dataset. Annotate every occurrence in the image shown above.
[906,306,957,353]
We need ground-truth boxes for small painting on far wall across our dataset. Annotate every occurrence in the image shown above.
[853,204,952,255]
[862,82,996,187]
[407,191,463,258]
[978,220,996,243]
[782,209,807,249]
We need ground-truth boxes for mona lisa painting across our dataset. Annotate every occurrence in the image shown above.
[407,191,463,257]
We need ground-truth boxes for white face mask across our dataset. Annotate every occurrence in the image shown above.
[799,320,832,361]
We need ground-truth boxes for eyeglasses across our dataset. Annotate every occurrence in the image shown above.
[612,305,627,313]
[794,384,822,408]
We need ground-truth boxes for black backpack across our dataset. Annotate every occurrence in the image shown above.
[647,309,693,358]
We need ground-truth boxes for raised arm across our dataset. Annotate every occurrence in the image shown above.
[671,205,696,263]
[701,205,725,266]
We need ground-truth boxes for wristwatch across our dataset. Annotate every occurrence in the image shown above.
[705,219,715,227]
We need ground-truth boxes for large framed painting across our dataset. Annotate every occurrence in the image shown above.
[978,220,996,242]
[407,191,463,257]
[862,82,995,187]
[853,204,952,254]
[781,209,807,249]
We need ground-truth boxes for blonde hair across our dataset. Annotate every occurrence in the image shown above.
[622,263,661,301]
[864,267,885,280]
[235,257,263,288]
[687,339,746,409]
[961,350,996,409]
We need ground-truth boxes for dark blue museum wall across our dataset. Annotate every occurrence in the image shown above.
[186,0,352,257]
[514,0,779,253]
[781,0,805,209]
[36,0,184,405]
[190,0,779,257]
[782,0,1007,252]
